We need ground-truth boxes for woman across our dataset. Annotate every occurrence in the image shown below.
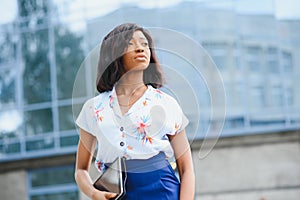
[75,23,195,200]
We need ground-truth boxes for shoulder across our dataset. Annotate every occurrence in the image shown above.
[81,91,111,110]
[148,85,181,109]
[148,86,178,102]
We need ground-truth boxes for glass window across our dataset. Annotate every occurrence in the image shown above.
[202,42,228,71]
[22,29,51,104]
[31,191,78,200]
[26,136,54,151]
[18,0,49,17]
[282,51,293,74]
[269,86,283,107]
[28,165,78,200]
[250,118,285,126]
[0,110,23,139]
[71,103,84,123]
[245,46,263,73]
[18,0,49,29]
[223,117,245,130]
[286,87,293,106]
[233,46,242,72]
[31,166,75,187]
[0,141,21,154]
[58,105,75,131]
[250,85,265,109]
[223,81,232,105]
[0,69,16,106]
[60,134,78,147]
[232,82,245,110]
[0,26,17,64]
[0,110,21,154]
[267,47,279,74]
[228,80,246,113]
[55,26,85,100]
[24,108,53,135]
[281,51,295,108]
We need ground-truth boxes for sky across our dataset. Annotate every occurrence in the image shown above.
[0,0,300,25]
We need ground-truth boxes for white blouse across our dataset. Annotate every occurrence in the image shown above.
[76,85,188,172]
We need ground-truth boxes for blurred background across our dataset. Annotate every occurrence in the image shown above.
[0,0,299,199]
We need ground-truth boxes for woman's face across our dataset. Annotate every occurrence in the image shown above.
[122,30,151,73]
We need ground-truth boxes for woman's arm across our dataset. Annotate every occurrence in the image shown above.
[75,128,117,200]
[168,130,195,200]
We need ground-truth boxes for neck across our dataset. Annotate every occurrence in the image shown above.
[116,70,145,95]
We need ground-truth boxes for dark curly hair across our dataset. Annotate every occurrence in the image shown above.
[96,23,165,93]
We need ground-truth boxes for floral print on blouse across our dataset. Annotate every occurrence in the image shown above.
[76,85,188,173]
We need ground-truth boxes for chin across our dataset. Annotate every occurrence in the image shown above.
[127,64,149,72]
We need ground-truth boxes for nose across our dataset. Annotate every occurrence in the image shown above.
[135,43,144,53]
[136,48,144,53]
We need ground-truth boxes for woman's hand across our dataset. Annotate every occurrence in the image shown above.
[75,129,118,200]
[91,190,118,200]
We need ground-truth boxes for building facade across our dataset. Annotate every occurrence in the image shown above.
[0,1,299,199]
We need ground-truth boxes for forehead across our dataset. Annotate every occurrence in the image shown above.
[131,30,148,40]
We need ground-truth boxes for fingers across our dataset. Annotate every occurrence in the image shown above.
[104,192,118,199]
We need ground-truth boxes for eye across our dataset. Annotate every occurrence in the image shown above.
[128,42,133,45]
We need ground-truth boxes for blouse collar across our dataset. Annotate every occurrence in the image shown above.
[108,84,152,118]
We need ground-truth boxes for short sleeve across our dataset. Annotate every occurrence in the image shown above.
[76,99,97,136]
[164,96,189,135]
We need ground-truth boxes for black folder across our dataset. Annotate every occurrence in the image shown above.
[93,157,126,200]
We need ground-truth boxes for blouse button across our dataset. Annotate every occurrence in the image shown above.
[120,127,124,131]
[120,141,125,146]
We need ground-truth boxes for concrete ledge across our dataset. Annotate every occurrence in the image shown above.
[191,130,300,150]
[0,153,76,173]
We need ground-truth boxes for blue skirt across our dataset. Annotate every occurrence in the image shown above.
[122,152,180,200]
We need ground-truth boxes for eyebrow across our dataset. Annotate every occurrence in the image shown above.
[130,36,147,41]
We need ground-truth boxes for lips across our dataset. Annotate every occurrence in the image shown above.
[135,54,147,61]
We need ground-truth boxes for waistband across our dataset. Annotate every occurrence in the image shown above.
[104,152,169,173]
[125,152,168,173]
